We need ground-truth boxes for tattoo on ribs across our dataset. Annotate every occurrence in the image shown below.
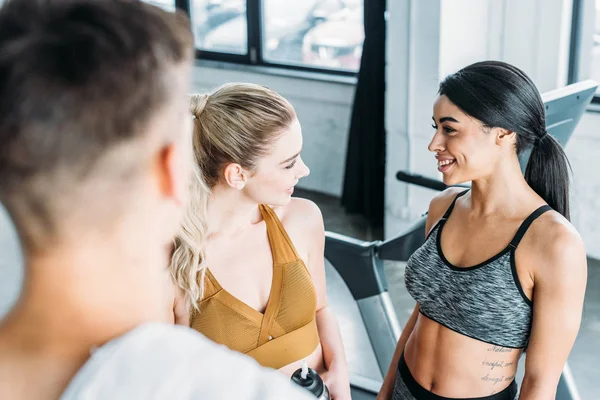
[481,374,516,385]
[487,346,513,353]
[481,359,516,370]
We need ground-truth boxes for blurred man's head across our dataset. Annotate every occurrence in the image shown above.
[0,0,195,258]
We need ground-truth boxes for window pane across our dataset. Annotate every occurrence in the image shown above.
[262,0,364,72]
[191,0,247,55]
[141,0,176,12]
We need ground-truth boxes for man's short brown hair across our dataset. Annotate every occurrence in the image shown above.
[0,0,194,251]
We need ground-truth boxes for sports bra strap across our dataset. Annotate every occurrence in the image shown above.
[441,189,470,220]
[259,204,300,264]
[509,205,553,249]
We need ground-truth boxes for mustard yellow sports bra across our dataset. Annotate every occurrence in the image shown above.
[189,204,320,369]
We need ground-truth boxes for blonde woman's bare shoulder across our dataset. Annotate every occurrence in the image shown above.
[266,199,322,247]
[277,197,323,229]
[268,199,324,259]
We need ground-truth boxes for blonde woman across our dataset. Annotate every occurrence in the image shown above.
[171,83,351,400]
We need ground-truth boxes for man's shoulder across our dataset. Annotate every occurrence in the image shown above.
[61,323,312,400]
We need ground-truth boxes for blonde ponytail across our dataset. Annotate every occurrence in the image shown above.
[191,94,209,119]
[169,98,211,311]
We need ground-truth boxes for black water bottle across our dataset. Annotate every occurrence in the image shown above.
[291,361,330,400]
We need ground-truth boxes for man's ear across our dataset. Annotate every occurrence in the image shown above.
[155,141,189,207]
[223,163,247,190]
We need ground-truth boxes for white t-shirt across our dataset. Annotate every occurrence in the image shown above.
[61,323,313,400]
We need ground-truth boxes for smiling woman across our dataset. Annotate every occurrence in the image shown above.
[378,61,587,400]
[169,83,351,400]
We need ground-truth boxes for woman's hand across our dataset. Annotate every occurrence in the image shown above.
[322,367,351,400]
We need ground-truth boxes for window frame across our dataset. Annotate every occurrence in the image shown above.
[176,0,360,78]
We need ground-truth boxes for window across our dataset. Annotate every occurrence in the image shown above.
[142,0,177,12]
[262,0,364,72]
[590,0,600,86]
[569,0,600,102]
[191,0,247,55]
[187,0,364,75]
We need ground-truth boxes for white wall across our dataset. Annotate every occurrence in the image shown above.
[385,0,442,235]
[439,0,497,78]
[191,64,356,197]
[439,0,572,91]
[567,112,600,258]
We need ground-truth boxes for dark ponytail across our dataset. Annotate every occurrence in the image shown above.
[524,133,571,220]
[439,60,571,219]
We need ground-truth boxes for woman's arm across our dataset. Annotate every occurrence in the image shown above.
[316,307,350,400]
[519,222,587,400]
[310,203,351,400]
[290,198,350,400]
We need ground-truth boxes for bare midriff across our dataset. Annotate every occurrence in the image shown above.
[404,313,522,397]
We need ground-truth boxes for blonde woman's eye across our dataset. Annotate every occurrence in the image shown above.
[285,160,297,170]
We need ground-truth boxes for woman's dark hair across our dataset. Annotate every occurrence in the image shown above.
[438,60,571,220]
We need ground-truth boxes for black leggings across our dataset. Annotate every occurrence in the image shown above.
[392,353,518,400]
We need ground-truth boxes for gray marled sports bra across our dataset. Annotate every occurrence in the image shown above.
[405,190,551,349]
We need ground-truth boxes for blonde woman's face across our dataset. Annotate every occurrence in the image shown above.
[244,117,310,206]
